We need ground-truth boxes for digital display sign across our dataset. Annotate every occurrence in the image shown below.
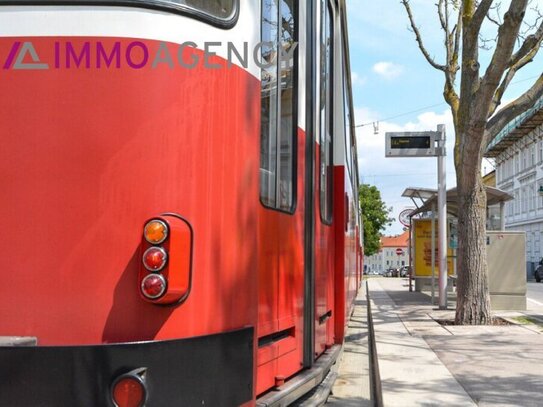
[385,131,439,157]
[391,136,431,149]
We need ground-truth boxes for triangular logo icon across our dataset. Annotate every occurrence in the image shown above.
[13,42,49,70]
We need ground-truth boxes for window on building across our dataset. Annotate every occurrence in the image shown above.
[531,145,536,166]
[260,0,298,212]
[539,141,543,163]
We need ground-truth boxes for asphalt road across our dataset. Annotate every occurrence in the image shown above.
[527,281,543,311]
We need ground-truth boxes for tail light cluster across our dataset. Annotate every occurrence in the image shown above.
[139,215,193,305]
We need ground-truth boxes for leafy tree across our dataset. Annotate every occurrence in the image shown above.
[359,184,393,256]
[402,0,543,324]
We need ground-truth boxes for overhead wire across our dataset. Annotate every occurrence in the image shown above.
[353,74,542,129]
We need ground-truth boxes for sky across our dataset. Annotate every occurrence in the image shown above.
[346,0,543,235]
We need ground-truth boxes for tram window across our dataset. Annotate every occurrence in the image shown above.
[319,0,333,224]
[183,0,235,20]
[260,0,297,212]
[344,63,353,179]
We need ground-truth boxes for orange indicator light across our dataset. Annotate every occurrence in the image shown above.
[144,219,168,244]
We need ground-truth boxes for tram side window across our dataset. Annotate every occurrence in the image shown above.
[320,0,333,224]
[260,0,298,212]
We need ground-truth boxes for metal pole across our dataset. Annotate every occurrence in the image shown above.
[437,124,448,310]
[500,202,506,231]
[431,203,435,305]
[409,217,413,292]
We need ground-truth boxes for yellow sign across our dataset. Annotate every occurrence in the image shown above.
[413,219,454,277]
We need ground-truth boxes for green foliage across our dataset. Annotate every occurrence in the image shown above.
[359,184,393,256]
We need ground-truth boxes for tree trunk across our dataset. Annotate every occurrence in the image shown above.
[454,133,492,325]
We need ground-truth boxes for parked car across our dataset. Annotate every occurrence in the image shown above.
[400,265,412,278]
[533,258,543,282]
[384,268,399,277]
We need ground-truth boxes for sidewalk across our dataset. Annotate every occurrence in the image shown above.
[366,277,543,407]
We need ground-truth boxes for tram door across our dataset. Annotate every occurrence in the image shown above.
[257,0,305,394]
[314,0,335,357]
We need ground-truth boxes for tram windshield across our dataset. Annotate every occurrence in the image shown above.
[177,0,235,20]
[0,0,237,25]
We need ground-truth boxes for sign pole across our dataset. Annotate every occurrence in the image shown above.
[384,126,448,306]
[409,222,413,292]
[437,124,448,310]
[431,202,436,305]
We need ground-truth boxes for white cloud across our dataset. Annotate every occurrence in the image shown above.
[372,62,404,80]
[355,107,456,235]
[351,71,367,86]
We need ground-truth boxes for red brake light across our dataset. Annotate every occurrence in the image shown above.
[142,247,167,272]
[141,273,167,299]
[112,377,145,407]
[111,368,147,407]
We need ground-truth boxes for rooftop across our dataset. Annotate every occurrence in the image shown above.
[381,231,409,248]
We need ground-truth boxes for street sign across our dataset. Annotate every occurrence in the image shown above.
[385,132,438,157]
[399,208,414,227]
[396,248,404,256]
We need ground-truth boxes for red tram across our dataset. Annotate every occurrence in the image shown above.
[0,0,362,405]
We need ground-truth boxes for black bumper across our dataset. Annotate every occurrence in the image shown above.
[0,327,253,406]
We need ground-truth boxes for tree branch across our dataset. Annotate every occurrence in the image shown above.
[489,36,542,117]
[442,0,460,120]
[469,0,494,34]
[509,20,543,66]
[401,0,447,72]
[486,74,543,143]
[453,3,462,64]
[438,0,448,33]
[477,1,529,113]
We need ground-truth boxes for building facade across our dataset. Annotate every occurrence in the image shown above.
[364,231,409,274]
[486,97,543,268]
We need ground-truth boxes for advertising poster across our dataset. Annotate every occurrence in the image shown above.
[413,219,454,277]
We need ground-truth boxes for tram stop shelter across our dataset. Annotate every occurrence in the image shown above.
[403,186,513,226]
[402,186,526,310]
